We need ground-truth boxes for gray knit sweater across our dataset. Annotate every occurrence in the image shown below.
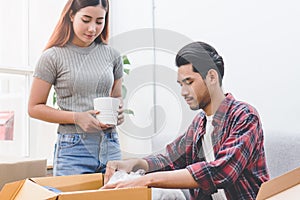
[34,42,123,133]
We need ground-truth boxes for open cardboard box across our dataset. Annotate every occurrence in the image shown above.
[0,173,151,200]
[256,167,300,200]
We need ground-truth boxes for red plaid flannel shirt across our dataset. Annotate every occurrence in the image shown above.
[144,93,269,199]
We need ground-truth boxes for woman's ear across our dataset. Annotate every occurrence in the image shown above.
[69,10,74,22]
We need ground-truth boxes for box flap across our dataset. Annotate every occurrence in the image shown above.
[57,187,151,200]
[0,179,57,200]
[266,184,300,200]
[0,180,25,200]
[31,173,103,192]
[14,179,57,200]
[256,167,300,200]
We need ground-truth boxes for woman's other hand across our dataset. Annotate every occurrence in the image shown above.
[74,110,111,132]
[117,103,124,125]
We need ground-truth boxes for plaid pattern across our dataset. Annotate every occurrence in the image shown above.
[145,93,269,200]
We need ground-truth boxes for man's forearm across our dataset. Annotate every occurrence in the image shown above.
[144,169,199,189]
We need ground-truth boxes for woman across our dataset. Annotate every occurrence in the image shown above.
[28,0,124,176]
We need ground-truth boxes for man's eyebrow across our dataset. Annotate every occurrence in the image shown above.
[182,77,192,83]
[177,77,192,84]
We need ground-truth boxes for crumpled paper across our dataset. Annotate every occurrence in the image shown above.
[106,169,186,200]
[106,169,146,185]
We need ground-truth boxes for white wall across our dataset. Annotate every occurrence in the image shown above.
[28,0,68,64]
[111,0,300,138]
[27,0,68,164]
[0,1,29,66]
[153,0,300,134]
[110,0,199,157]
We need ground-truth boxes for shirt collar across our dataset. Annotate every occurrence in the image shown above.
[212,93,235,127]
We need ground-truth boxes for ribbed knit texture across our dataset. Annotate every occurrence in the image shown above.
[34,42,123,133]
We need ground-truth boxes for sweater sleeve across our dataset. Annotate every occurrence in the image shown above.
[111,48,123,80]
[33,48,57,85]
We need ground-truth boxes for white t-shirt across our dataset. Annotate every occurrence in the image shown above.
[202,115,227,200]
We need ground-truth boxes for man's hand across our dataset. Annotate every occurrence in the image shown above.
[103,169,200,190]
[104,159,149,185]
[104,160,135,185]
[101,176,148,189]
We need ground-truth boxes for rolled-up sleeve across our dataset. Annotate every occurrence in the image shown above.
[144,127,192,172]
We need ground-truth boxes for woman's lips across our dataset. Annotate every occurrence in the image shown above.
[84,34,94,39]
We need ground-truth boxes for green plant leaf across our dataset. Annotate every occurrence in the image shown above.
[123,68,130,75]
[122,55,131,65]
[53,92,57,106]
[123,109,134,115]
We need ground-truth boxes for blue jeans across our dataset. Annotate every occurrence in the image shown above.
[53,129,121,176]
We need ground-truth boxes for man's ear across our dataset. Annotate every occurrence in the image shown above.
[206,69,219,85]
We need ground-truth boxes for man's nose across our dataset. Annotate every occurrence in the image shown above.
[181,85,189,97]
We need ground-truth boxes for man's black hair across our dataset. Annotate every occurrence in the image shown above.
[175,41,224,86]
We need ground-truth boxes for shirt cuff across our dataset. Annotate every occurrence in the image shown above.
[186,162,217,194]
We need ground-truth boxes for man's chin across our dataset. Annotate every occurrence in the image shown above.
[190,105,200,111]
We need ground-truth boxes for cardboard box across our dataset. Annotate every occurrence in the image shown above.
[0,157,47,189]
[0,111,14,140]
[0,173,151,200]
[256,167,300,200]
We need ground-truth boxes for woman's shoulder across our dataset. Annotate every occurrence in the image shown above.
[38,46,71,64]
[39,47,57,61]
[96,42,121,56]
[42,46,65,56]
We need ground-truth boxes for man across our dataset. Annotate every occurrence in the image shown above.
[102,41,269,199]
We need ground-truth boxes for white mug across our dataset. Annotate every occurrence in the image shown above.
[93,97,120,125]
